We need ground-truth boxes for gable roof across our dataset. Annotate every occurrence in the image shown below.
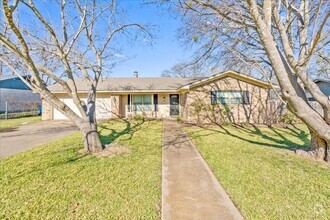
[0,75,31,81]
[48,70,272,93]
[0,75,32,90]
[179,70,272,90]
[0,75,18,81]
[314,79,330,84]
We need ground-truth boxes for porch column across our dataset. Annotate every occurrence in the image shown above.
[41,98,52,120]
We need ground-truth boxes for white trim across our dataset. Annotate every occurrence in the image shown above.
[50,90,180,94]
[179,70,272,90]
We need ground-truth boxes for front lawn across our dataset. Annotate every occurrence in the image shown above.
[0,120,162,219]
[0,116,41,132]
[185,124,330,219]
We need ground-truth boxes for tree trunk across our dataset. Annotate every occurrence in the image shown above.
[78,120,103,153]
[296,130,329,162]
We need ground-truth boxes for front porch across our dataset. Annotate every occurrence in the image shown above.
[42,92,184,120]
[120,93,182,118]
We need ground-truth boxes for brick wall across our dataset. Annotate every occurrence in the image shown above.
[183,76,271,124]
[41,99,52,120]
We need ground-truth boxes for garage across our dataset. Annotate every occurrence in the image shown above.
[53,98,111,120]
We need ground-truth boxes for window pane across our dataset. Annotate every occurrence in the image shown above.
[132,95,153,111]
[133,95,142,104]
[215,91,245,104]
[231,92,242,98]
[217,92,230,104]
[143,95,152,104]
[133,95,142,111]
[220,97,229,104]
[230,97,243,104]
[217,91,230,97]
[230,92,243,104]
[143,95,152,111]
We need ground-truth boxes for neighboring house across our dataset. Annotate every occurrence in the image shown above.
[42,70,278,124]
[306,79,330,116]
[306,79,330,101]
[0,75,41,113]
[311,79,330,99]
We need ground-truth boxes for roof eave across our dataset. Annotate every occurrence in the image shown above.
[49,89,182,94]
[314,79,330,84]
[186,70,273,89]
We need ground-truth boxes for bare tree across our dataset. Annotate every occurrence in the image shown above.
[310,51,330,79]
[161,0,330,162]
[0,0,151,152]
[161,61,204,77]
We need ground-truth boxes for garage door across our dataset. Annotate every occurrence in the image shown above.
[53,98,111,120]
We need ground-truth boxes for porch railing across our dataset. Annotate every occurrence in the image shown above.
[126,104,158,112]
[125,104,181,118]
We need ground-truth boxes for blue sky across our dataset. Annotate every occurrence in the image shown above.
[110,1,192,77]
[3,1,192,78]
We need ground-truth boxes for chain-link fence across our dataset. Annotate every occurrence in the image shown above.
[0,101,42,119]
[0,88,41,119]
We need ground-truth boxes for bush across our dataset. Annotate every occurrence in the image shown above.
[133,114,145,121]
[280,113,297,124]
[176,116,182,122]
[0,111,39,119]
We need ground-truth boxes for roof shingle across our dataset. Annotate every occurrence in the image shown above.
[48,77,203,92]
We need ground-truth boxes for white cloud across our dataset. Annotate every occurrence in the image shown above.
[113,53,126,58]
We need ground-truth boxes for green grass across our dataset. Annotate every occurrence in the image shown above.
[0,120,163,219]
[185,124,330,220]
[0,116,41,132]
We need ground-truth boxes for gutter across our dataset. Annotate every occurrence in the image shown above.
[49,90,183,94]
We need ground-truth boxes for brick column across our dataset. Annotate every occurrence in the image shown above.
[41,99,53,120]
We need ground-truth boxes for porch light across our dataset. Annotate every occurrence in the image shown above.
[163,96,166,103]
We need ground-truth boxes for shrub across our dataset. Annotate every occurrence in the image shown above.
[133,114,145,121]
[280,113,297,124]
[176,116,182,122]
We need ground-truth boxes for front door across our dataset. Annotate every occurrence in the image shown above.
[170,94,180,116]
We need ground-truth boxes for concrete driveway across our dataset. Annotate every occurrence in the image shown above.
[0,120,79,158]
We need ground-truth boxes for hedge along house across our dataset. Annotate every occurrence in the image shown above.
[42,70,275,124]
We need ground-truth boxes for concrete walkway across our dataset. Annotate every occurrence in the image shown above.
[0,120,78,158]
[162,119,243,220]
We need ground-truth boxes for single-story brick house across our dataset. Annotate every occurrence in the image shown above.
[42,70,276,124]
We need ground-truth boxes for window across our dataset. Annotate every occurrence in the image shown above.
[143,95,152,111]
[133,95,152,111]
[211,91,249,105]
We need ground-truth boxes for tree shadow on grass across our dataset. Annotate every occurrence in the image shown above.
[186,123,310,151]
[7,120,146,180]
[54,119,144,165]
[98,119,144,145]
